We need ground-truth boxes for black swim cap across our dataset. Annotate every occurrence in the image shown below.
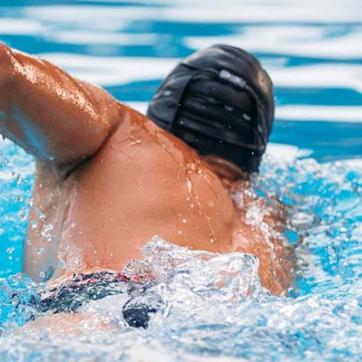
[147,44,274,173]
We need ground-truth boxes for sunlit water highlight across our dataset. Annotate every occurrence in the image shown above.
[0,0,361,361]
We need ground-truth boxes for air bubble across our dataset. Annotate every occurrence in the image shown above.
[6,247,14,255]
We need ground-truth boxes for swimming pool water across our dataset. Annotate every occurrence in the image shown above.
[0,0,361,361]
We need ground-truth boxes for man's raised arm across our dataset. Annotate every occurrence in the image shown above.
[0,43,122,165]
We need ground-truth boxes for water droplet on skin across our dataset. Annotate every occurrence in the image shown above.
[186,179,193,194]
[182,219,187,224]
[177,230,183,235]
[36,248,44,255]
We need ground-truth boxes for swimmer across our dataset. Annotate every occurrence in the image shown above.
[0,43,294,309]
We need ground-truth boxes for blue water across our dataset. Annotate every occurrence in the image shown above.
[0,0,361,361]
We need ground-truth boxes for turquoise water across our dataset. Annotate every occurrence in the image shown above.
[0,0,361,361]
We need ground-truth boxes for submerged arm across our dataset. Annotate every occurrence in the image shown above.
[0,43,122,166]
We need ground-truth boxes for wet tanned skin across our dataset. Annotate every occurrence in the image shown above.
[0,44,293,295]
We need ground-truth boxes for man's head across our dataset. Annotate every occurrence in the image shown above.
[147,44,274,174]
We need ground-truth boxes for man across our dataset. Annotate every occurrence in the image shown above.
[0,42,293,309]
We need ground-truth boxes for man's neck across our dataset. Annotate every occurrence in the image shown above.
[202,156,250,182]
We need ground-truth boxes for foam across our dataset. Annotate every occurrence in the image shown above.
[185,26,362,60]
[126,102,362,123]
[48,31,158,46]
[23,5,152,28]
[39,53,362,94]
[23,1,362,25]
[341,158,362,170]
[0,18,44,35]
[40,53,175,85]
[270,64,362,93]
[277,105,362,123]
[266,143,312,163]
[160,3,362,24]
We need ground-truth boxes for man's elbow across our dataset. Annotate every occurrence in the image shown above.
[0,44,17,118]
[0,43,15,86]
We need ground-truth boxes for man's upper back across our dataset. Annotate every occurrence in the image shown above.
[24,109,239,281]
